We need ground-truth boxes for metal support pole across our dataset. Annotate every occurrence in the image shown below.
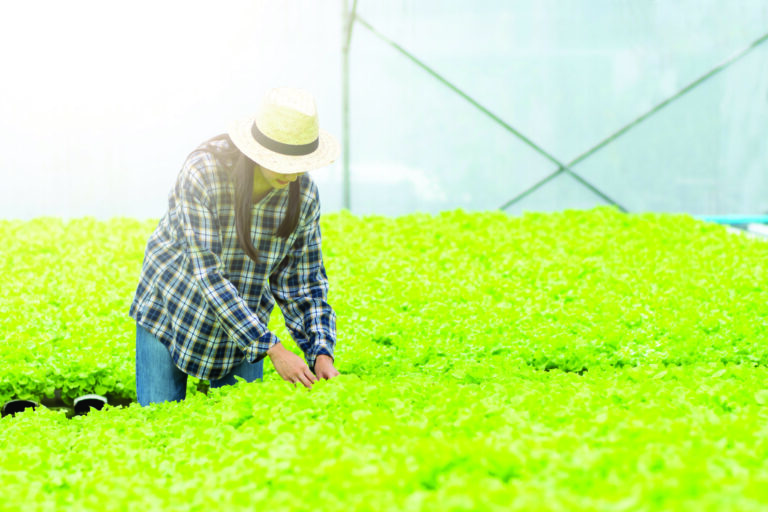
[341,0,357,211]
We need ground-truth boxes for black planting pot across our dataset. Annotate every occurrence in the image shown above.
[40,388,134,409]
[2,399,41,418]
[73,394,108,416]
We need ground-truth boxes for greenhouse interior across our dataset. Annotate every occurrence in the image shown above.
[1,1,767,511]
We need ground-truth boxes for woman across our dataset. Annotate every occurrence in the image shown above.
[129,87,340,407]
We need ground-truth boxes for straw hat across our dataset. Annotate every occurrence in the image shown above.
[228,87,340,174]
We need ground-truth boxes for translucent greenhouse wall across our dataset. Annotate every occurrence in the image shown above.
[0,1,766,219]
[346,1,768,216]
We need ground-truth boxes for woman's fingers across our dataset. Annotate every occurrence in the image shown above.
[288,367,314,388]
[317,367,340,380]
[295,372,313,389]
[275,350,319,388]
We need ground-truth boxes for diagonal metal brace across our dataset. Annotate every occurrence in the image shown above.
[354,13,768,214]
[355,14,627,211]
[501,30,768,211]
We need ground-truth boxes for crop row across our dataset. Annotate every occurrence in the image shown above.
[1,207,766,405]
[2,364,768,511]
[2,208,768,510]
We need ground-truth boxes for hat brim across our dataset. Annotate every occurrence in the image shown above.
[228,116,340,174]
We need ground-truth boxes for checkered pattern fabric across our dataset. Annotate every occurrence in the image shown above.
[129,139,336,380]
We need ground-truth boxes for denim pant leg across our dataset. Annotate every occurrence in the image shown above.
[135,322,188,406]
[209,356,264,389]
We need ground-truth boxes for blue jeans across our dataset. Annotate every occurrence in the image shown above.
[135,321,263,406]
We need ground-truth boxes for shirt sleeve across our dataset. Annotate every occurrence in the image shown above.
[269,186,337,373]
[176,154,280,363]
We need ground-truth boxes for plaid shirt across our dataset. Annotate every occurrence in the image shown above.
[129,139,336,380]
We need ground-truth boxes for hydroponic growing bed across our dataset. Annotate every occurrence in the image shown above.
[1,207,767,511]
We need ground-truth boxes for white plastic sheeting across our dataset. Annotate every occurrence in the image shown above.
[0,1,766,219]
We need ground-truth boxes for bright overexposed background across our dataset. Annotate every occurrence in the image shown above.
[0,1,343,220]
[1,1,766,219]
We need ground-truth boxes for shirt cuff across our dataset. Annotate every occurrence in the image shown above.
[245,331,281,364]
[307,343,335,373]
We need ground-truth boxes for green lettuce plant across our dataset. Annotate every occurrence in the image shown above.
[1,207,768,510]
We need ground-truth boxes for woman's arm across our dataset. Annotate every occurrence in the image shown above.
[269,183,337,374]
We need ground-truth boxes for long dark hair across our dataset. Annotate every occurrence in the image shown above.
[192,134,301,263]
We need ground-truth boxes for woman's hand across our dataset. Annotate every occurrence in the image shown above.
[267,343,318,389]
[314,354,340,380]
